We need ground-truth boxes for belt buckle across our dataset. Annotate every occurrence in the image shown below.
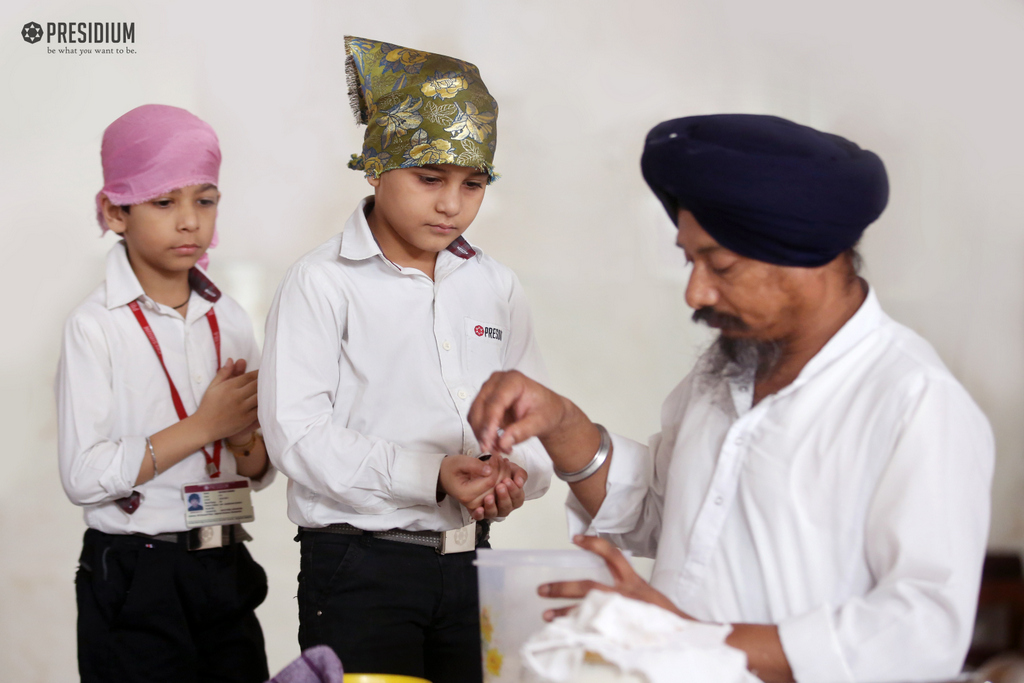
[438,521,476,555]
[188,524,224,551]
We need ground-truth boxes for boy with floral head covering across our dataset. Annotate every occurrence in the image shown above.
[260,37,551,680]
[57,104,273,682]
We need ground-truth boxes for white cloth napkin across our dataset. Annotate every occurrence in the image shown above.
[521,591,761,683]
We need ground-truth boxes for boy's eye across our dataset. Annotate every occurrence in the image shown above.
[464,181,484,190]
[419,175,441,185]
[153,199,173,207]
[198,197,218,206]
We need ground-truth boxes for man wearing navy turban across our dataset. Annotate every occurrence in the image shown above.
[469,115,993,682]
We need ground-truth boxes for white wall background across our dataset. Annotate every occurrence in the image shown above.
[2,0,1023,679]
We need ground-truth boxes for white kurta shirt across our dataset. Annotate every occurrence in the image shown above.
[259,198,552,532]
[568,288,994,683]
[56,241,273,535]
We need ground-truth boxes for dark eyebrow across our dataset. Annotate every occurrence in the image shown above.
[197,184,218,192]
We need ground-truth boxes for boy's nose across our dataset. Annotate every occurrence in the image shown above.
[436,184,462,216]
[178,203,200,230]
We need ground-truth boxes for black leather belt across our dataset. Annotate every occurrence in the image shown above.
[140,524,251,551]
[307,520,489,554]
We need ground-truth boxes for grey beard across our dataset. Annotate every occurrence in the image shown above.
[698,334,784,387]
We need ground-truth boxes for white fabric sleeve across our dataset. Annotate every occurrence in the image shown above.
[564,378,693,558]
[259,263,445,513]
[56,312,147,505]
[565,432,663,558]
[503,271,552,501]
[231,301,276,492]
[778,374,994,683]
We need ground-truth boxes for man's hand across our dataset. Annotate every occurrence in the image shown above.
[469,370,570,455]
[538,536,794,682]
[537,535,690,621]
[470,371,611,517]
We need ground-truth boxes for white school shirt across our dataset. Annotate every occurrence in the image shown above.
[56,241,274,536]
[568,287,994,683]
[260,197,552,532]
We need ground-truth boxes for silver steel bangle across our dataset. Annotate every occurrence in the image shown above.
[146,437,159,477]
[554,424,611,483]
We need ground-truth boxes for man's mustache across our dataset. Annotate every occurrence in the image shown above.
[692,307,749,331]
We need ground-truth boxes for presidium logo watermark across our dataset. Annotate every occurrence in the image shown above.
[21,21,136,55]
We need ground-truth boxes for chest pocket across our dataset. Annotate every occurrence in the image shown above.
[464,316,507,378]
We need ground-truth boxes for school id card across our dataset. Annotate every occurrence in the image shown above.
[182,479,254,528]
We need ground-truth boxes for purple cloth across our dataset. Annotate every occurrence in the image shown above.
[267,645,345,683]
[96,104,222,268]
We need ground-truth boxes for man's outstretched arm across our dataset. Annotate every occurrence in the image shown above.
[469,370,610,517]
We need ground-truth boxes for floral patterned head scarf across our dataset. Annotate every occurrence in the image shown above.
[344,35,499,183]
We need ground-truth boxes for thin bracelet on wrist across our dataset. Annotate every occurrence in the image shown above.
[146,436,159,477]
[226,431,259,457]
[554,424,611,483]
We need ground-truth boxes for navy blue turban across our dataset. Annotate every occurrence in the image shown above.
[641,114,889,267]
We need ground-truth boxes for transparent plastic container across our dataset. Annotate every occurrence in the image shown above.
[475,549,620,682]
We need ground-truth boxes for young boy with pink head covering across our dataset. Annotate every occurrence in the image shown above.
[57,104,274,682]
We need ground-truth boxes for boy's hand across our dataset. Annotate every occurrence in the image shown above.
[228,358,248,377]
[195,358,259,442]
[437,454,498,510]
[475,460,528,520]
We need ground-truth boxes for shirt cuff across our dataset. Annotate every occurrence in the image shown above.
[777,604,854,683]
[390,449,448,508]
[106,435,148,499]
[572,433,652,534]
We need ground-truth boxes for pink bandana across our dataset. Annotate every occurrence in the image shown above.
[96,104,221,268]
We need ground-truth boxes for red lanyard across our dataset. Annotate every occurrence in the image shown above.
[128,299,222,478]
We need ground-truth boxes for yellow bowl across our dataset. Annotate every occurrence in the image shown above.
[342,676,431,683]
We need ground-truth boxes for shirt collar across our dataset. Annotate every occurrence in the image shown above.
[104,240,222,310]
[105,241,145,309]
[789,283,884,389]
[339,196,480,265]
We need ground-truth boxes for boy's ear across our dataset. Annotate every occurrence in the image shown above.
[100,195,128,234]
[366,174,381,189]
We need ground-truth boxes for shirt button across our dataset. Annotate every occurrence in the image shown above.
[443,341,452,351]
[457,389,468,400]
[715,496,724,505]
[466,448,476,456]
[194,374,203,383]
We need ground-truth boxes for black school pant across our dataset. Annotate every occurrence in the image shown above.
[76,528,269,683]
[297,527,486,682]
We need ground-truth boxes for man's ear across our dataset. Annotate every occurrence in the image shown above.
[100,195,129,235]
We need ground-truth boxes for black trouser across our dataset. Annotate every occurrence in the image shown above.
[297,527,487,682]
[76,528,269,683]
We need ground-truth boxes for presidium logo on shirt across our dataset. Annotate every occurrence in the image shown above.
[467,319,504,343]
